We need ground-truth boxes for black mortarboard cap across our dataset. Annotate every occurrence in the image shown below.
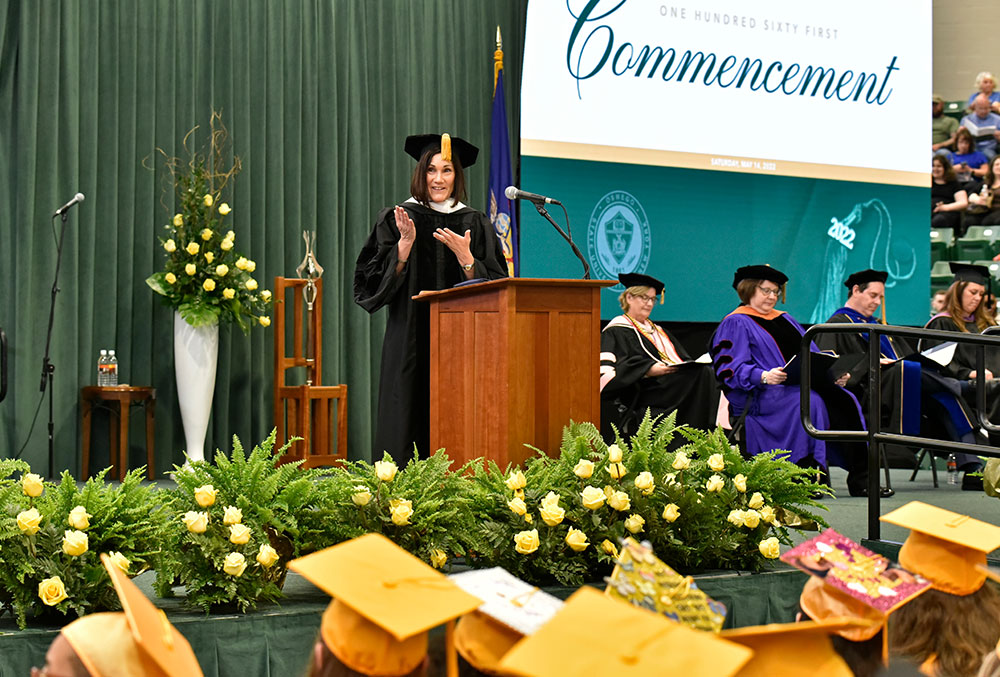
[732,264,788,289]
[404,133,479,168]
[618,272,664,295]
[949,262,991,286]
[843,269,888,290]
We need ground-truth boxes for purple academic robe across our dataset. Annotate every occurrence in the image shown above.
[712,309,864,469]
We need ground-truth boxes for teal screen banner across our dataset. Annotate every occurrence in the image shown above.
[519,157,927,325]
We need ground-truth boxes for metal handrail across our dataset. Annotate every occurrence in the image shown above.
[800,323,1000,540]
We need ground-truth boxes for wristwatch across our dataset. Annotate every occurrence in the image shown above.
[462,261,475,271]
[761,372,768,385]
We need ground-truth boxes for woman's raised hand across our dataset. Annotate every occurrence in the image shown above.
[433,227,474,267]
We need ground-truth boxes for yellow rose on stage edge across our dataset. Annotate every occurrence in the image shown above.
[733,474,748,493]
[185,263,197,276]
[374,460,398,482]
[215,264,229,277]
[223,552,247,577]
[257,544,279,568]
[220,238,234,251]
[507,496,527,516]
[200,228,213,241]
[185,241,200,256]
[203,193,214,207]
[759,537,781,559]
[580,486,606,510]
[218,203,231,215]
[223,506,243,525]
[430,549,448,569]
[261,289,272,302]
[742,509,762,529]
[194,484,218,507]
[67,506,91,530]
[565,528,589,552]
[165,272,177,284]
[505,470,527,491]
[705,475,725,493]
[728,509,745,527]
[182,511,209,534]
[634,471,655,495]
[204,251,214,264]
[601,539,619,559]
[164,238,177,252]
[662,503,680,523]
[236,256,248,270]
[107,551,131,573]
[671,451,690,470]
[245,278,258,291]
[608,490,631,512]
[202,279,216,292]
[760,505,778,525]
[607,444,623,463]
[222,287,235,299]
[624,514,645,534]
[38,577,68,606]
[229,523,251,545]
[748,492,765,510]
[16,508,42,534]
[513,529,539,555]
[246,260,256,272]
[573,459,594,479]
[607,462,627,480]
[22,473,44,497]
[390,499,413,526]
[172,214,183,227]
[62,530,89,557]
[258,316,271,327]
[707,453,726,472]
[352,488,372,506]
[539,493,565,526]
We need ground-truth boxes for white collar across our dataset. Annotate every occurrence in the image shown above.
[404,196,467,214]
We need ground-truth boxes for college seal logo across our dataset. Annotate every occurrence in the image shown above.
[587,190,651,288]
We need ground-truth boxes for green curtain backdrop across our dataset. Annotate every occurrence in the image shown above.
[0,0,527,475]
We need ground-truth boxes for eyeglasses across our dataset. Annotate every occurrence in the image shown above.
[757,286,781,298]
[631,294,657,304]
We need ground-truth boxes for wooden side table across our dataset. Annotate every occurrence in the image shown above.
[81,386,155,481]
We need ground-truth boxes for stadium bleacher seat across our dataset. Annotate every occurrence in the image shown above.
[930,227,954,263]
[974,260,1000,279]
[955,235,994,262]
[931,260,955,288]
[945,101,965,120]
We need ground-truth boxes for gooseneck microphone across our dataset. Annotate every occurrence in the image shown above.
[504,185,562,206]
[53,193,85,217]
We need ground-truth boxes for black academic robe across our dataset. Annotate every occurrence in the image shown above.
[923,313,1000,431]
[599,316,720,440]
[354,201,508,463]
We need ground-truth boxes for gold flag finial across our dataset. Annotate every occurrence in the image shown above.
[493,26,505,94]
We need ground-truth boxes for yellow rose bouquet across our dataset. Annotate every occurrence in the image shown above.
[0,461,168,629]
[309,451,474,571]
[158,430,336,612]
[145,112,271,333]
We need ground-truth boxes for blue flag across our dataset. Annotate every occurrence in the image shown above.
[489,68,518,276]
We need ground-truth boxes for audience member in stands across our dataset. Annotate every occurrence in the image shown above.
[950,127,990,184]
[932,155,968,233]
[965,156,1000,227]
[933,94,959,157]
[960,95,1000,161]
[600,272,719,441]
[967,71,1000,113]
[931,290,947,316]
[711,265,868,496]
[819,269,983,481]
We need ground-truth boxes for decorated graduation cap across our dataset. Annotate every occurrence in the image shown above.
[449,567,563,675]
[619,272,665,304]
[721,618,875,677]
[404,132,479,168]
[733,265,788,303]
[60,553,204,677]
[497,586,753,677]
[288,533,482,677]
[844,269,890,323]
[605,537,727,633]
[949,261,991,288]
[880,501,1000,596]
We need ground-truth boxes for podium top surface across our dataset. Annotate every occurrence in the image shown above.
[413,277,615,302]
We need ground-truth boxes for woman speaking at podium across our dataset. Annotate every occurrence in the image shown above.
[354,133,507,464]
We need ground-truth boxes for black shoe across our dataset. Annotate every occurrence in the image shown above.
[963,473,984,491]
[848,486,868,497]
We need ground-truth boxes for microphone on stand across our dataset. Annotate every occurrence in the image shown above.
[53,193,85,217]
[504,185,562,206]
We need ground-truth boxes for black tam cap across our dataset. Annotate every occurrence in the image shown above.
[949,262,991,286]
[404,133,479,168]
[618,272,664,295]
[732,264,788,289]
[844,269,889,290]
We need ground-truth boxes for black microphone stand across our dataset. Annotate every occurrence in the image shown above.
[532,202,591,279]
[39,211,72,478]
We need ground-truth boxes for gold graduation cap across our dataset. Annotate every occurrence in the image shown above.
[721,618,875,677]
[288,533,482,677]
[60,553,204,677]
[454,610,524,675]
[880,501,1000,595]
[605,537,727,633]
[497,587,753,676]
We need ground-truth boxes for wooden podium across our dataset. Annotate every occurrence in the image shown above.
[414,278,614,467]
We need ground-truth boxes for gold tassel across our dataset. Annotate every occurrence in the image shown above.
[881,296,887,324]
[440,133,451,163]
[493,26,504,95]
[660,289,664,305]
[446,619,458,677]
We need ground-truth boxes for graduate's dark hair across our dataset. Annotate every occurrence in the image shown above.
[933,154,958,183]
[889,585,1000,677]
[410,147,467,206]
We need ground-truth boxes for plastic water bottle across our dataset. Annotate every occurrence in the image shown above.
[107,350,119,387]
[97,350,108,386]
[947,453,958,485]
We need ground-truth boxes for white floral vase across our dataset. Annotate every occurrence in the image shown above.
[173,311,219,463]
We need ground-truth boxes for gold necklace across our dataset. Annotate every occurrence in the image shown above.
[624,314,671,362]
